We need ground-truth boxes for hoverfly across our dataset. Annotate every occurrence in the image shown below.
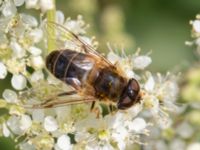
[26,21,141,111]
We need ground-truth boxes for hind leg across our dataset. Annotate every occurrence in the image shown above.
[90,101,103,118]
[108,104,117,115]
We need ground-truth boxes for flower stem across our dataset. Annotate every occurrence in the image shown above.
[47,0,56,53]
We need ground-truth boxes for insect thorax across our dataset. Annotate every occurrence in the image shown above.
[93,68,127,102]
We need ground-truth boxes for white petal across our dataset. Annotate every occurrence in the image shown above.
[3,123,10,137]
[0,62,7,79]
[32,109,44,122]
[157,116,172,129]
[0,33,8,45]
[128,118,146,133]
[127,104,142,118]
[25,0,38,9]
[163,81,179,102]
[187,143,200,150]
[112,126,128,141]
[155,140,168,150]
[75,132,90,143]
[14,0,25,6]
[170,139,186,150]
[125,70,134,78]
[79,36,92,45]
[40,0,54,12]
[44,116,58,132]
[107,51,120,64]
[10,41,25,58]
[144,76,155,92]
[177,122,194,139]
[30,56,44,69]
[64,20,85,34]
[19,115,32,131]
[21,14,38,27]
[2,89,18,103]
[19,142,35,150]
[133,55,152,69]
[56,10,65,24]
[30,70,44,82]
[57,135,72,150]
[150,97,159,115]
[11,74,27,90]
[28,46,42,56]
[193,20,200,33]
[7,116,23,135]
[29,28,43,43]
[2,0,17,16]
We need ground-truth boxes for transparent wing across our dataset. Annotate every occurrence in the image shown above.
[22,91,96,109]
[19,79,96,109]
[44,21,116,69]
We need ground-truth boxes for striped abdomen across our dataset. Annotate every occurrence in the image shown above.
[46,49,95,88]
[46,49,128,102]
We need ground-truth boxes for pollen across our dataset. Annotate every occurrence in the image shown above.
[98,129,109,140]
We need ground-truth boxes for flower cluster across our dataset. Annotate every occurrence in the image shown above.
[137,14,200,150]
[0,0,179,150]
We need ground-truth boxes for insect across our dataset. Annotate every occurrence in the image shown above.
[27,21,141,110]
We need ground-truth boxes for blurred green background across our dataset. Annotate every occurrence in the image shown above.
[56,0,199,72]
[1,0,200,149]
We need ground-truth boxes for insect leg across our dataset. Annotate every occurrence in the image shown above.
[90,101,96,111]
[57,90,77,97]
[108,104,117,115]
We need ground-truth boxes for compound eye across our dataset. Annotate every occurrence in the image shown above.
[127,89,135,99]
[117,79,140,110]
[129,79,140,93]
[117,96,133,110]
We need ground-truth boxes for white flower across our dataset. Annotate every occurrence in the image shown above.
[155,140,168,150]
[19,115,32,131]
[28,46,42,56]
[32,109,45,122]
[25,0,38,9]
[192,20,200,33]
[14,0,25,7]
[11,74,27,90]
[44,116,58,132]
[177,122,194,139]
[21,14,38,27]
[75,114,117,148]
[56,10,65,24]
[127,104,143,118]
[144,75,155,92]
[56,134,72,150]
[2,123,10,137]
[142,73,179,128]
[10,41,25,58]
[127,117,147,133]
[64,16,86,34]
[107,51,120,64]
[75,112,148,150]
[39,0,54,12]
[7,116,22,134]
[2,89,18,103]
[133,55,152,69]
[0,62,7,79]
[19,142,35,150]
[29,28,43,43]
[169,139,186,150]
[30,56,45,69]
[187,143,200,150]
[2,0,17,17]
[30,70,44,82]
